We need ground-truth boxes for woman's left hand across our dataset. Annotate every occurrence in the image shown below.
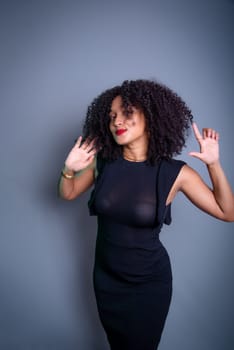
[189,122,220,165]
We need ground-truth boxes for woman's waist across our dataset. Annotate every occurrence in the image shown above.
[97,215,161,248]
[95,234,171,283]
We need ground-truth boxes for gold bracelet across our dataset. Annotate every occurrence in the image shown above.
[61,169,75,179]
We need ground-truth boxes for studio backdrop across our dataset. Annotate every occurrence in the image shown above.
[0,0,233,349]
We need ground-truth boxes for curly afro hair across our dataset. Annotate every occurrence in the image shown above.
[82,79,193,164]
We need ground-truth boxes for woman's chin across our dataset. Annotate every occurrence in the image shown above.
[112,136,127,145]
[114,139,128,146]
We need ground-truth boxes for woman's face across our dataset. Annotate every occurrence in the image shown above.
[109,96,148,146]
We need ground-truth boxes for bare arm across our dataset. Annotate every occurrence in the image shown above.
[177,164,234,221]
[58,137,97,200]
[167,123,234,222]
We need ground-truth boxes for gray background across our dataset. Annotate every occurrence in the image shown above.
[0,0,233,349]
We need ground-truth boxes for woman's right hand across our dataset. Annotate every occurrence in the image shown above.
[64,136,96,172]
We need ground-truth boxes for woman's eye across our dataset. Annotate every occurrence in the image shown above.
[125,110,133,118]
[110,115,116,120]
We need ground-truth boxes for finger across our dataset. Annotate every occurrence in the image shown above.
[192,122,203,141]
[202,128,207,138]
[87,149,97,157]
[203,128,217,139]
[75,136,82,147]
[86,139,96,153]
[87,153,96,160]
[80,139,90,150]
[189,151,203,160]
[211,129,216,139]
[211,129,219,140]
[81,137,94,150]
[85,154,95,166]
[202,128,211,138]
[207,128,212,138]
[84,151,96,162]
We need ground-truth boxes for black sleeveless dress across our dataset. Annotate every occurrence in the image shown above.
[88,156,186,350]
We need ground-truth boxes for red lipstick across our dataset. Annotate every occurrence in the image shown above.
[116,129,127,136]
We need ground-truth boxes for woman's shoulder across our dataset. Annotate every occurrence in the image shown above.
[159,158,186,173]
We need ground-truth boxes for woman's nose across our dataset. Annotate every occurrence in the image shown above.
[114,114,125,126]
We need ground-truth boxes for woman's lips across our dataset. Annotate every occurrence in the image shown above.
[115,129,127,136]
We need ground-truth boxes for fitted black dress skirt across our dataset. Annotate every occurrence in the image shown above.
[88,156,185,350]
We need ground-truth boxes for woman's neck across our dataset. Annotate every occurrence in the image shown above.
[123,144,148,162]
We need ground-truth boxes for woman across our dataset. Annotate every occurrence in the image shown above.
[58,79,234,350]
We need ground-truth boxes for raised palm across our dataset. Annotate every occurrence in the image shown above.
[65,136,96,172]
[189,122,220,165]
